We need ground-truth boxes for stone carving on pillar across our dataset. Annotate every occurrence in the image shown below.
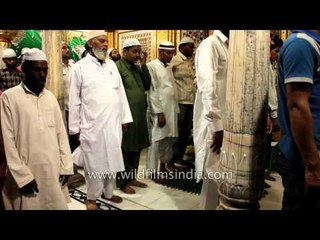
[218,30,270,210]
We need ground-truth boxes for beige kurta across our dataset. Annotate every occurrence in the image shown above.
[0,83,73,210]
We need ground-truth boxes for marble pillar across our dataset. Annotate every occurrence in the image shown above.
[41,30,64,111]
[41,30,86,188]
[218,30,270,210]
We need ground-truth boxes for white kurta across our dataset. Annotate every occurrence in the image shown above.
[193,31,229,209]
[146,59,179,171]
[193,31,229,175]
[0,84,73,210]
[268,62,278,118]
[63,60,74,111]
[68,54,132,175]
[147,59,179,142]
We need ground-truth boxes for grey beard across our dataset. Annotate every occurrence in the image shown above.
[92,48,107,61]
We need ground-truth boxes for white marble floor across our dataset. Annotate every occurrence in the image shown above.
[68,149,284,210]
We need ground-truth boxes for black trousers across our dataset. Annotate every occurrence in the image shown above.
[116,149,142,189]
[66,110,79,153]
[175,104,193,161]
[274,146,320,210]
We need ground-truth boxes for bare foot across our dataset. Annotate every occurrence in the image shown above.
[149,173,164,184]
[86,199,98,210]
[107,195,123,203]
[101,193,123,203]
[121,184,136,194]
[129,180,148,188]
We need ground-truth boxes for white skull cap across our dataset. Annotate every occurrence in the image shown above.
[179,37,194,46]
[23,48,47,61]
[123,38,141,48]
[86,30,107,41]
[2,48,17,58]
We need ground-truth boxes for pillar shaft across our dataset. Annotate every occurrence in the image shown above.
[218,30,270,210]
[41,30,64,111]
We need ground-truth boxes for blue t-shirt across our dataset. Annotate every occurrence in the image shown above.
[278,30,320,164]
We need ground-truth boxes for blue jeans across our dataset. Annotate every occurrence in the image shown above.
[274,146,320,210]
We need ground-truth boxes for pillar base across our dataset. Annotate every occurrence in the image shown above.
[218,195,260,210]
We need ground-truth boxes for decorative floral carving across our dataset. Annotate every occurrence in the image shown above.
[118,30,155,62]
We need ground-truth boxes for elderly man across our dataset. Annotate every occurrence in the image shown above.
[116,38,151,194]
[68,30,133,210]
[0,48,25,92]
[146,41,179,181]
[0,48,73,210]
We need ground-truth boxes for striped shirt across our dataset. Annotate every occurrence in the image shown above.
[0,67,25,92]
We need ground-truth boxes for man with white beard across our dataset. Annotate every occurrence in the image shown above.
[68,30,133,210]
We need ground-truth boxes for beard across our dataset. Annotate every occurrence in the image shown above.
[24,78,46,96]
[92,47,108,61]
[111,54,121,62]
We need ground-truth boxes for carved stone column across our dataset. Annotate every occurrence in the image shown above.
[218,30,270,210]
[41,30,64,111]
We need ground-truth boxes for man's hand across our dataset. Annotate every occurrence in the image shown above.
[305,160,320,189]
[59,175,70,186]
[271,117,279,132]
[140,51,148,65]
[122,123,129,133]
[19,179,39,195]
[210,130,224,154]
[157,113,166,128]
[266,113,273,134]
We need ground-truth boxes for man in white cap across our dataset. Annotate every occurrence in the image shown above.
[170,37,196,169]
[68,30,133,209]
[0,48,25,92]
[116,38,151,194]
[146,41,179,181]
[0,48,74,210]
[193,30,229,209]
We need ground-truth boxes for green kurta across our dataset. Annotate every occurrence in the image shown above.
[116,59,151,152]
